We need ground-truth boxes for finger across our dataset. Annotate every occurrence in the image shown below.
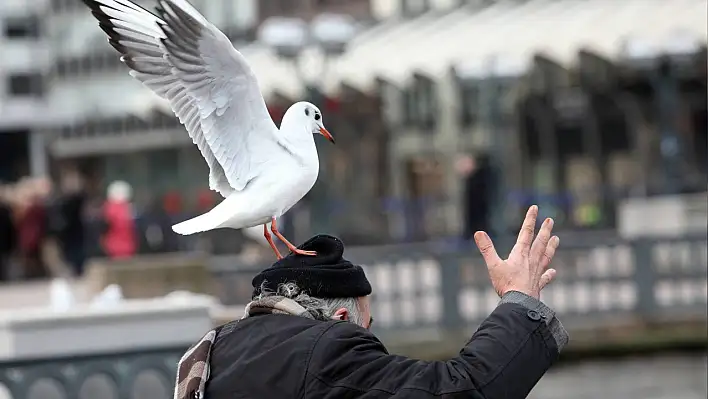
[530,218,554,265]
[540,236,560,270]
[539,268,557,289]
[474,231,503,268]
[512,205,538,257]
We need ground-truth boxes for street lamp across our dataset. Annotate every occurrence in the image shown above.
[257,14,358,236]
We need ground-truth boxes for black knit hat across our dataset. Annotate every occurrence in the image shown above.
[251,235,372,299]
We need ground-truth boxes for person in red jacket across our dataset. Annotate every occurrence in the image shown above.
[15,178,52,279]
[101,181,137,259]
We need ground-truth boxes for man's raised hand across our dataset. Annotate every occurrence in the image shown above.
[473,205,560,299]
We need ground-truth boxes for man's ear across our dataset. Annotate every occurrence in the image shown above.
[333,307,349,321]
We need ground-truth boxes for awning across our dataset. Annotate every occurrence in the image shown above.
[331,0,708,89]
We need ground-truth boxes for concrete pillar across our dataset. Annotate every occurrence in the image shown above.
[379,80,407,239]
[437,71,463,234]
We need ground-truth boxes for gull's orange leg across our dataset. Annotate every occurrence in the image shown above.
[271,217,317,256]
[263,224,283,259]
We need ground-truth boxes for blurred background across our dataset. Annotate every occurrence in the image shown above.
[0,0,705,398]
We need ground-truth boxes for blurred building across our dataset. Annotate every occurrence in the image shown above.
[326,0,707,237]
[9,0,708,243]
[258,0,372,22]
[0,0,52,181]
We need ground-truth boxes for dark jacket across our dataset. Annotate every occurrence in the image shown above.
[205,292,568,398]
[462,157,493,240]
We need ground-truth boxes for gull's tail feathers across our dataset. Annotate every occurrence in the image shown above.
[171,211,223,235]
[171,192,244,235]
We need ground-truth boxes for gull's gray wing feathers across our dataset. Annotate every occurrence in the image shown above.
[83,0,280,195]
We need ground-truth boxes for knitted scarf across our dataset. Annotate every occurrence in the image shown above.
[173,296,327,399]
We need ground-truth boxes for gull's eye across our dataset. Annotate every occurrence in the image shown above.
[314,113,321,121]
[304,108,310,116]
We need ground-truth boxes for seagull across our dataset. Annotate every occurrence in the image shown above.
[82,0,335,259]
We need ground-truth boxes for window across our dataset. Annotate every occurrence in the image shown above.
[51,0,77,12]
[7,74,44,97]
[520,95,546,160]
[594,93,630,154]
[553,90,586,158]
[416,79,436,128]
[403,89,416,124]
[403,77,437,129]
[460,83,480,127]
[3,16,40,39]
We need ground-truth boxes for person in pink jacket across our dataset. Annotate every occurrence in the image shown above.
[101,181,136,259]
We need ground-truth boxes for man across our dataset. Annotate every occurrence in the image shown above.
[48,170,87,276]
[458,154,494,240]
[0,185,15,281]
[176,205,568,399]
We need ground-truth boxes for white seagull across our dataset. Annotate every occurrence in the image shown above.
[83,0,335,259]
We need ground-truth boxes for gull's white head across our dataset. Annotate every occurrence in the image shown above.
[282,101,335,144]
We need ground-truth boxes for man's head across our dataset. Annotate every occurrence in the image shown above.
[251,235,373,329]
[253,281,372,329]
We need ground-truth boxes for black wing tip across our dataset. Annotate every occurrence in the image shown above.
[83,0,165,22]
[107,38,128,54]
[97,19,119,37]
[83,0,117,15]
[81,0,99,10]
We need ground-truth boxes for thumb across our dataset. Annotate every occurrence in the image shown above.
[539,268,557,289]
[474,231,503,268]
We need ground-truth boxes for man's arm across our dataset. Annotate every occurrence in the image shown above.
[305,292,568,399]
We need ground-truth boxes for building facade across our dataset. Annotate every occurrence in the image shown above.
[327,0,707,237]
[0,0,52,181]
[7,0,706,243]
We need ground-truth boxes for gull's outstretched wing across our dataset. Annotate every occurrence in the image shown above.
[83,0,280,195]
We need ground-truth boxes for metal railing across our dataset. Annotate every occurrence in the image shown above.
[210,234,708,339]
[0,346,185,399]
[0,235,705,398]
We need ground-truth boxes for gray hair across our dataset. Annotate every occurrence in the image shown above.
[254,282,365,327]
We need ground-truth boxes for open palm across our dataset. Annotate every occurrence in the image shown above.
[474,205,559,299]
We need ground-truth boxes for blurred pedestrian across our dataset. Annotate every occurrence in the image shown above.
[101,181,137,259]
[84,196,108,259]
[458,153,493,240]
[48,170,88,276]
[15,178,52,279]
[140,193,180,254]
[0,184,16,281]
[176,205,568,399]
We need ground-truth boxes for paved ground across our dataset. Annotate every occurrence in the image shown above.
[530,353,707,399]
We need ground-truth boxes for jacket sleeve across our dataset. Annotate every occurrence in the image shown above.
[305,292,569,399]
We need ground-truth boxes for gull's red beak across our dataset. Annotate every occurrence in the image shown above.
[320,127,335,144]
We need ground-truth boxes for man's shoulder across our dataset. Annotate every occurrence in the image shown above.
[216,314,336,344]
[206,315,344,397]
[309,320,390,366]
[315,319,382,342]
